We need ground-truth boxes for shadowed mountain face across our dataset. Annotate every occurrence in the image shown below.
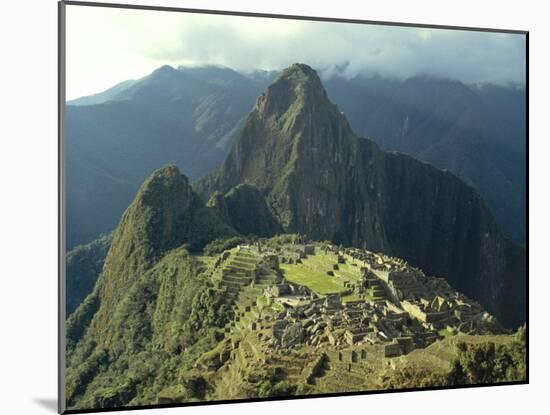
[196,64,525,328]
[323,76,526,245]
[207,184,283,237]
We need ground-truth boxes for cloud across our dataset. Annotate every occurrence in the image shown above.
[65,4,526,99]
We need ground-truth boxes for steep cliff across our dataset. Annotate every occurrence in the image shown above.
[195,63,525,327]
[207,184,282,237]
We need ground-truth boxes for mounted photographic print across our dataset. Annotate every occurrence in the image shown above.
[58,1,528,413]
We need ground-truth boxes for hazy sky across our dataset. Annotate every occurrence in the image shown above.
[65,4,526,100]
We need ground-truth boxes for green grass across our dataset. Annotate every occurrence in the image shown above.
[279,252,363,296]
[438,328,457,337]
[333,263,362,282]
[280,263,346,295]
[300,255,362,284]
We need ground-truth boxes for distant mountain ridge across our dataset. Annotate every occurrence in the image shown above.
[195,63,525,328]
[66,64,525,251]
[66,65,276,249]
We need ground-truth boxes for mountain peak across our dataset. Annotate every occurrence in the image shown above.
[146,163,183,179]
[272,63,325,95]
[140,164,187,193]
[148,65,180,83]
[254,63,330,119]
[280,63,320,80]
[99,165,195,301]
[95,164,235,329]
[194,63,356,196]
[152,64,177,75]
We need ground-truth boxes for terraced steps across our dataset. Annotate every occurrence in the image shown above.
[229,259,256,268]
[267,354,311,381]
[255,273,278,287]
[222,275,252,285]
[228,267,254,274]
[219,249,261,310]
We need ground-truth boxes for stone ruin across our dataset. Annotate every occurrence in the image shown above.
[218,242,505,364]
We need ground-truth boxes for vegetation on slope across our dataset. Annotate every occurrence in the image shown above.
[66,249,230,410]
[66,234,112,315]
[446,326,526,385]
[66,232,526,409]
[66,165,240,410]
[378,326,527,389]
